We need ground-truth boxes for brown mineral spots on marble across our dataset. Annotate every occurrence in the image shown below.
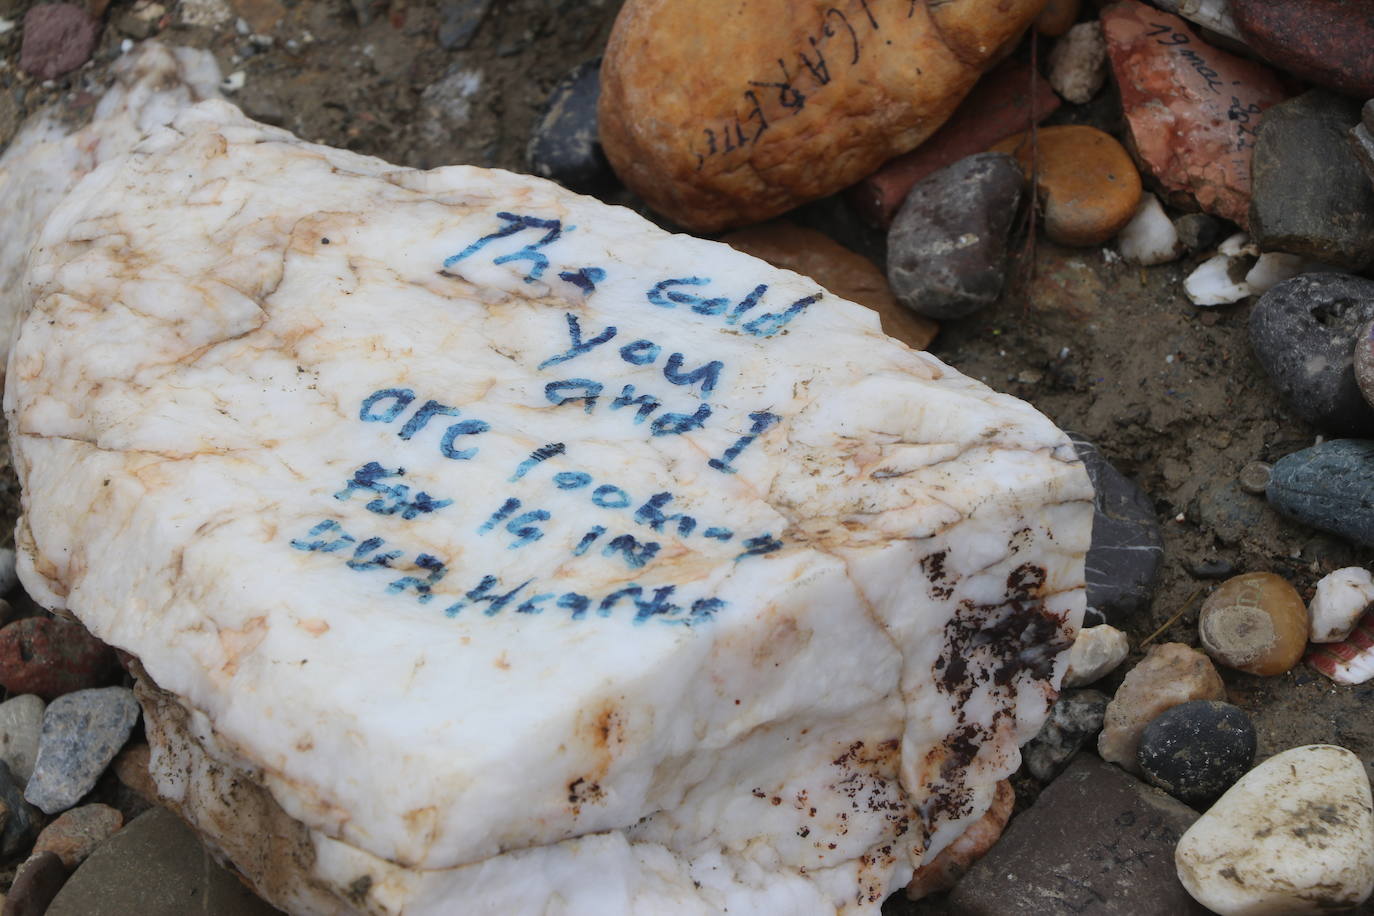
[906,778,1014,899]
[1101,0,1289,227]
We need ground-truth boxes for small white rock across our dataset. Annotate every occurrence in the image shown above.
[1185,253,1251,305]
[1063,624,1129,687]
[1310,568,1374,643]
[1048,22,1107,105]
[0,695,45,787]
[1243,252,1307,296]
[1177,745,1374,916]
[1117,194,1182,266]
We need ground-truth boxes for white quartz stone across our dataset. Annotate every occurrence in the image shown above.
[1177,745,1374,915]
[0,694,45,787]
[1062,624,1128,687]
[5,100,1093,914]
[1310,568,1374,644]
[1117,194,1182,267]
[1047,22,1107,106]
[0,42,220,368]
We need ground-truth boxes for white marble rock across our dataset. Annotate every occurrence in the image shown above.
[5,100,1093,914]
[1062,624,1128,687]
[1176,745,1374,915]
[1310,568,1374,644]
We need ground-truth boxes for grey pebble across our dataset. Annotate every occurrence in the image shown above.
[1267,438,1374,547]
[24,688,139,816]
[887,152,1025,320]
[1023,689,1109,782]
[0,695,45,788]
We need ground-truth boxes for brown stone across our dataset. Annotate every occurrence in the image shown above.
[33,804,123,869]
[990,124,1141,246]
[1098,642,1226,773]
[599,0,1049,232]
[1101,0,1288,227]
[1198,572,1307,676]
[847,58,1060,227]
[3,852,67,916]
[1035,0,1080,36]
[906,778,1013,899]
[1230,0,1374,99]
[111,742,156,803]
[721,221,937,349]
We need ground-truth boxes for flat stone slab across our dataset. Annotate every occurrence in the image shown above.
[8,99,1091,913]
[944,754,1209,914]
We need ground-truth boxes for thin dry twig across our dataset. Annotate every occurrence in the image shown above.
[1140,585,1208,648]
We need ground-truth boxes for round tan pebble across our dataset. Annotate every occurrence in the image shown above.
[990,125,1142,247]
[1199,572,1308,676]
[1035,0,1081,36]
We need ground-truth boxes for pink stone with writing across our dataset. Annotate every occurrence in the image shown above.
[1102,0,1288,227]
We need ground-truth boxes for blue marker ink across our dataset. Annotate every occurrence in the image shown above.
[572,526,605,556]
[553,471,592,490]
[538,314,617,370]
[360,388,415,423]
[291,519,355,552]
[439,419,491,460]
[504,509,551,549]
[545,379,602,413]
[399,400,461,440]
[479,498,521,533]
[516,593,555,614]
[445,212,568,283]
[510,442,566,482]
[708,411,781,474]
[557,592,591,620]
[610,385,660,423]
[387,554,447,603]
[662,353,723,396]
[603,534,661,569]
[738,293,820,337]
[634,492,696,537]
[557,266,606,295]
[591,485,631,509]
[346,536,403,571]
[619,340,661,366]
[736,533,784,560]
[651,403,711,437]
[335,462,452,520]
[702,527,734,541]
[647,277,729,316]
[444,574,533,618]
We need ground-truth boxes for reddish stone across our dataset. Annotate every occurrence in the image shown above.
[1231,0,1374,99]
[33,804,124,869]
[0,618,120,701]
[1102,0,1289,227]
[847,58,1059,228]
[19,4,101,81]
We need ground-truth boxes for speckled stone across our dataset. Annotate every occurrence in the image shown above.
[1023,688,1108,782]
[25,688,139,816]
[1268,439,1374,546]
[33,803,124,869]
[1137,700,1255,805]
[1099,643,1226,774]
[1250,273,1374,435]
[526,58,616,195]
[1230,0,1374,98]
[886,153,1025,320]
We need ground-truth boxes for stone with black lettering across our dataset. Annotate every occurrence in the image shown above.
[8,99,1093,913]
[598,0,1047,231]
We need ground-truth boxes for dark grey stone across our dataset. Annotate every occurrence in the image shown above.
[25,688,139,816]
[1188,557,1236,580]
[4,851,68,916]
[1024,689,1109,782]
[1268,438,1374,547]
[1070,434,1164,627]
[1138,700,1255,806]
[1353,123,1374,191]
[945,754,1209,914]
[1250,91,1374,270]
[526,58,616,195]
[886,152,1025,320]
[45,807,280,915]
[1194,479,1266,546]
[1173,212,1224,253]
[0,760,43,860]
[437,0,492,51]
[1249,273,1374,435]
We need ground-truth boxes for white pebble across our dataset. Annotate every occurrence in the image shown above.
[1184,253,1252,305]
[1177,745,1374,915]
[1310,567,1374,643]
[1063,624,1129,687]
[1117,193,1182,266]
[1048,22,1107,105]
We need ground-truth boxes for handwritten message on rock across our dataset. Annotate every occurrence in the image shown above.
[7,100,1092,914]
[599,0,1047,232]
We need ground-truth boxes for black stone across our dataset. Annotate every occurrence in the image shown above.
[1188,557,1235,580]
[1267,438,1374,547]
[1137,700,1256,806]
[886,152,1025,320]
[1250,273,1374,435]
[1250,91,1374,270]
[0,760,42,861]
[944,755,1209,914]
[437,0,491,51]
[526,58,617,196]
[1193,480,1265,546]
[1023,689,1109,781]
[1070,434,1164,626]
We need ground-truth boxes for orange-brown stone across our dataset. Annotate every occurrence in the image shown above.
[721,221,938,350]
[991,124,1142,246]
[598,0,1049,232]
[1199,572,1308,676]
[1101,0,1289,227]
[1035,0,1081,36]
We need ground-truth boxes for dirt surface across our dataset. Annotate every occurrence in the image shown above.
[2,0,1373,912]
